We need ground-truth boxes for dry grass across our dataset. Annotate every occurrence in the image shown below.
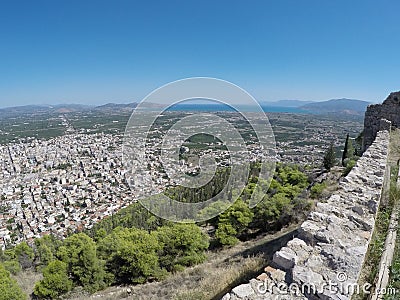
[13,269,42,298]
[173,255,264,300]
[388,128,400,165]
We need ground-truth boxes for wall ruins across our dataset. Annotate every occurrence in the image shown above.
[363,91,400,151]
[222,129,390,300]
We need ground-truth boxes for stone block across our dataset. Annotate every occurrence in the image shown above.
[232,284,255,298]
[273,247,297,270]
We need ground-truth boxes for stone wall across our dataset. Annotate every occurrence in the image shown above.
[222,130,390,300]
[363,91,400,151]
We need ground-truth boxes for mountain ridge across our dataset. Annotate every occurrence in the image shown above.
[0,98,371,116]
[300,98,370,114]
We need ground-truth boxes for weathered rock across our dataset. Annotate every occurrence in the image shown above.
[298,221,321,243]
[292,266,324,289]
[363,92,399,150]
[351,206,364,216]
[221,293,231,300]
[348,214,373,231]
[264,266,276,274]
[273,247,297,269]
[270,269,286,282]
[232,284,255,298]
[367,199,378,214]
[256,272,268,282]
[345,245,367,257]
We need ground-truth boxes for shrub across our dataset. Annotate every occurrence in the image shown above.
[33,260,73,299]
[310,182,326,199]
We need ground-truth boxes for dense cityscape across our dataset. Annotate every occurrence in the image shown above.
[0,109,363,250]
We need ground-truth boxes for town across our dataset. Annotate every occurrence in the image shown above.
[0,110,364,249]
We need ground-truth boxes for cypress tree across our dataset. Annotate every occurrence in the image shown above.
[342,133,349,166]
[342,133,354,166]
[323,142,337,171]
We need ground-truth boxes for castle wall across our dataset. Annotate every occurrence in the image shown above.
[222,130,390,300]
[363,91,400,151]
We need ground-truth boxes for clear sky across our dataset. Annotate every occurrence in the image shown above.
[0,0,399,108]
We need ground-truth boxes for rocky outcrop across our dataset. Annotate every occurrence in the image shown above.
[222,130,390,300]
[363,91,400,151]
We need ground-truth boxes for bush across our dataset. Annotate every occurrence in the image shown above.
[0,263,26,300]
[342,159,356,177]
[215,199,254,246]
[97,227,164,284]
[155,223,209,272]
[33,260,73,299]
[57,233,109,293]
[310,182,326,199]
[2,260,21,275]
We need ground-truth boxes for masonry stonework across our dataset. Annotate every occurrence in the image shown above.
[222,130,390,300]
[363,91,400,151]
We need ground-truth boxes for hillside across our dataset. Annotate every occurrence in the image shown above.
[300,98,370,114]
[262,100,314,107]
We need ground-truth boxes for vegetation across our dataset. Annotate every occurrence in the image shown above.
[323,142,337,170]
[342,133,355,166]
[57,233,109,293]
[215,199,254,246]
[0,263,27,300]
[98,227,163,284]
[155,223,209,272]
[0,163,313,299]
[310,182,326,199]
[385,178,400,299]
[33,260,73,298]
[342,159,356,176]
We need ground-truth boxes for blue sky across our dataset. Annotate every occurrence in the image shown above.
[0,0,399,108]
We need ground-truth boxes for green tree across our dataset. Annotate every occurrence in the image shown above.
[215,199,254,246]
[35,243,53,269]
[34,235,64,273]
[286,168,308,188]
[342,133,355,166]
[8,242,34,269]
[323,142,337,171]
[97,227,164,284]
[155,223,209,272]
[33,260,73,299]
[94,228,107,242]
[253,193,293,231]
[34,235,62,268]
[2,260,21,275]
[57,233,108,293]
[196,200,230,226]
[0,263,26,300]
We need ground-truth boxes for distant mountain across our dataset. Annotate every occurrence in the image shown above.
[262,100,315,107]
[92,103,137,112]
[0,99,371,117]
[0,102,168,117]
[93,102,166,112]
[300,98,370,115]
[0,104,92,117]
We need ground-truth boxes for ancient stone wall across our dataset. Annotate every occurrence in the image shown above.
[222,130,390,300]
[363,91,400,151]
